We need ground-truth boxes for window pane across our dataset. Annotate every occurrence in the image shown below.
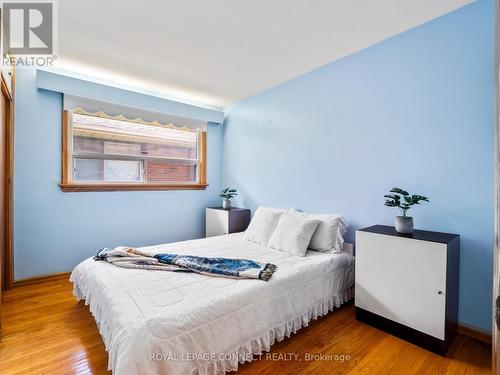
[70,112,203,186]
[146,161,197,183]
[74,158,102,181]
[141,142,197,159]
[104,160,141,182]
[73,137,104,153]
[72,113,198,160]
[104,141,141,156]
[74,158,142,182]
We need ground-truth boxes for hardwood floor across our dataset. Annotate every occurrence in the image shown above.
[0,279,492,375]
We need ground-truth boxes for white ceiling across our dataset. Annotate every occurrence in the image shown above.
[56,0,474,108]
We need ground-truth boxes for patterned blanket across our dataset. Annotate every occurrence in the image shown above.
[94,247,277,281]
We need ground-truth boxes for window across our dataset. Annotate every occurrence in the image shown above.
[60,110,207,192]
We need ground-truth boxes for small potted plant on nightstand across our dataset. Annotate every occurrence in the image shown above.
[384,187,429,234]
[219,187,237,210]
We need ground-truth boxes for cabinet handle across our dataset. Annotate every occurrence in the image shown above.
[438,291,445,295]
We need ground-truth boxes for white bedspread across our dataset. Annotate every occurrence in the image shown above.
[70,233,354,375]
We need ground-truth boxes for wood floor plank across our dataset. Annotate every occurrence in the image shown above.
[0,279,492,375]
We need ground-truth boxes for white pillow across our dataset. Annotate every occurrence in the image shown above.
[267,211,320,256]
[244,207,285,245]
[293,211,347,253]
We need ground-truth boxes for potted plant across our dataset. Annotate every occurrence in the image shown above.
[384,187,429,234]
[219,187,237,209]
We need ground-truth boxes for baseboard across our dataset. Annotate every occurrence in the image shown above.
[13,272,71,287]
[457,324,492,345]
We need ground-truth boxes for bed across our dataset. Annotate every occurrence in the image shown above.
[71,232,354,375]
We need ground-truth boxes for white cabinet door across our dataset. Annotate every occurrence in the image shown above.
[206,209,228,237]
[355,231,447,339]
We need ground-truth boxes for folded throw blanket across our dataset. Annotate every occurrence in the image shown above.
[94,247,277,281]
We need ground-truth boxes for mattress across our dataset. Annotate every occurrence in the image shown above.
[70,233,354,375]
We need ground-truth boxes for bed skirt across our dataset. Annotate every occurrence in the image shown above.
[72,273,353,375]
[192,286,353,375]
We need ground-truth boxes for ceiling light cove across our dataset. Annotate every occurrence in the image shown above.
[53,59,226,110]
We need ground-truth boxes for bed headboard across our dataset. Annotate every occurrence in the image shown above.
[343,242,353,256]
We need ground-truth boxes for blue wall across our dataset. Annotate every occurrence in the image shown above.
[13,69,223,280]
[223,0,495,331]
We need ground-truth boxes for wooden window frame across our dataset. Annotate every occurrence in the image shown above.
[60,110,208,192]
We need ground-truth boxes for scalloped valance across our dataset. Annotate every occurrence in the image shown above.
[64,95,207,130]
[70,107,199,133]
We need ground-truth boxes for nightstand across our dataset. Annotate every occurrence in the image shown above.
[205,207,251,237]
[355,225,460,355]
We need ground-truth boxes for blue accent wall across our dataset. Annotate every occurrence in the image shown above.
[223,0,495,331]
[13,69,223,280]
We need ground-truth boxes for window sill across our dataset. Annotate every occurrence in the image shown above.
[59,183,208,192]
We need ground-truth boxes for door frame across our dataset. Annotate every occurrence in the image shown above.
[0,71,13,290]
[493,0,499,372]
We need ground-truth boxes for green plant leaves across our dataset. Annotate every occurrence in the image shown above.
[384,194,401,202]
[384,187,429,213]
[384,200,398,207]
[220,187,238,200]
[390,187,409,196]
[411,194,430,204]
